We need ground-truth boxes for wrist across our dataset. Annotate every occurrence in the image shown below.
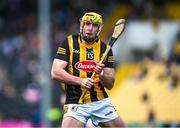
[73,76,83,85]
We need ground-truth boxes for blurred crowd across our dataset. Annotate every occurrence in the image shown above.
[0,0,179,127]
[0,0,115,126]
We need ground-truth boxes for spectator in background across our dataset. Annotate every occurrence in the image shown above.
[166,30,180,90]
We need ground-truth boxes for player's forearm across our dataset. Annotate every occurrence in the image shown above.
[51,68,82,85]
[99,69,115,90]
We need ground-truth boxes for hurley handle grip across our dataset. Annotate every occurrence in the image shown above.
[78,46,111,104]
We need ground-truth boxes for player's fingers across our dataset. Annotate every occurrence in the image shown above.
[82,82,90,89]
[98,63,105,68]
[86,78,94,89]
[82,78,94,89]
[94,64,105,74]
[87,78,94,85]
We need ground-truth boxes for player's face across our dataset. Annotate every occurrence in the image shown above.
[82,21,99,39]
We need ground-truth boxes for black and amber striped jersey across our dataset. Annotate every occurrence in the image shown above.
[55,34,114,104]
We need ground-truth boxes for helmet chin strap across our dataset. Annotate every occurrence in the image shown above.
[82,36,97,43]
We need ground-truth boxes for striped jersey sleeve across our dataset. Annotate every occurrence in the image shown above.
[104,48,114,68]
[55,38,70,62]
[101,42,114,68]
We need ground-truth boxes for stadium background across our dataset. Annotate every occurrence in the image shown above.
[0,0,179,127]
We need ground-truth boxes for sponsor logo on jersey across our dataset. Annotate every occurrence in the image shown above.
[73,49,80,54]
[75,60,97,72]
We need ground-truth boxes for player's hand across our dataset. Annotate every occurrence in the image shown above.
[94,63,105,75]
[81,78,94,89]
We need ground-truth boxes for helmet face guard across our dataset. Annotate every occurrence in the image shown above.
[80,12,104,43]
